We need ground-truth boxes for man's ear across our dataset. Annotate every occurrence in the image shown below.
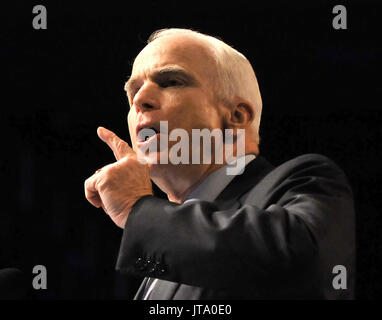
[224,100,255,129]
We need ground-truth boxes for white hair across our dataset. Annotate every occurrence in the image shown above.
[147,28,263,144]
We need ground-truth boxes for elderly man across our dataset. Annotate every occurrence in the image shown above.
[84,28,355,299]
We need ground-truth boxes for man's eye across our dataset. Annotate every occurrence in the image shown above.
[160,79,183,88]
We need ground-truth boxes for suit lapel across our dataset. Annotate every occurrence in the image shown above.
[215,156,274,205]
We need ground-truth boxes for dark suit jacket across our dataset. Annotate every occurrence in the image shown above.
[116,154,355,299]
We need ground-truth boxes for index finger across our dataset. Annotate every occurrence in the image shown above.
[97,126,133,160]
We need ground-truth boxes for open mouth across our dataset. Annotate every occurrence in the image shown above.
[136,126,160,143]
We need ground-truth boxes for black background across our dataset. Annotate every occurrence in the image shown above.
[1,0,381,299]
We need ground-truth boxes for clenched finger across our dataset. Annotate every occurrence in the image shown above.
[84,173,103,208]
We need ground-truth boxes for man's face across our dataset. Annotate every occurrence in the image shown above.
[126,35,225,168]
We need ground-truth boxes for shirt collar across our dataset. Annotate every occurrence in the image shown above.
[184,154,256,203]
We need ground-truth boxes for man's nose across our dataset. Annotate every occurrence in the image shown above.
[132,82,160,113]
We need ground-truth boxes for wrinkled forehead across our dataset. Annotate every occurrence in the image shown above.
[131,35,217,83]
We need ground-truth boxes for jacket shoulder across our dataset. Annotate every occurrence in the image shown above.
[272,153,348,178]
[250,153,353,202]
[281,153,338,167]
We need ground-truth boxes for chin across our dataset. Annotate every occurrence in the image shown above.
[147,163,172,195]
[147,157,186,181]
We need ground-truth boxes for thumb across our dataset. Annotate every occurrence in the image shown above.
[97,126,133,160]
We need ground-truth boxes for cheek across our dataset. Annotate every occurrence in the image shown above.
[163,90,223,135]
[168,92,216,126]
[127,110,137,145]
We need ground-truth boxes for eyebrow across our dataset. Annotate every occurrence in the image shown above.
[124,77,139,97]
[124,65,199,97]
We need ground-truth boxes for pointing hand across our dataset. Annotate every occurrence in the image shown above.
[84,127,153,228]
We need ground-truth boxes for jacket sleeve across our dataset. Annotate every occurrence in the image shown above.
[115,154,355,296]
